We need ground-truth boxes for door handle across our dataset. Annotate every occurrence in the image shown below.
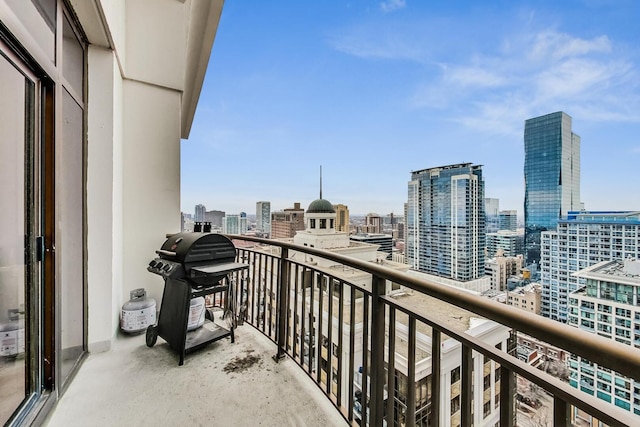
[36,236,44,261]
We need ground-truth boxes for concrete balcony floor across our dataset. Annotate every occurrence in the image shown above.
[44,315,347,427]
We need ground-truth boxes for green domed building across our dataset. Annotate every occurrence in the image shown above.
[307,198,335,214]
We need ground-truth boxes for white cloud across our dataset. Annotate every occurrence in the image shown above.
[445,67,507,88]
[410,29,640,133]
[534,58,628,100]
[329,12,639,133]
[528,31,611,62]
[329,27,425,61]
[380,0,406,13]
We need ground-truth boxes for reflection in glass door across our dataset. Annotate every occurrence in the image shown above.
[0,50,36,425]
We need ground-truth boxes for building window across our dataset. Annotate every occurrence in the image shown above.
[615,398,631,411]
[310,219,316,229]
[320,219,326,229]
[451,395,460,415]
[451,367,460,384]
[615,307,631,318]
[483,400,491,418]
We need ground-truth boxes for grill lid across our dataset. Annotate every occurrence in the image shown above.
[158,232,236,265]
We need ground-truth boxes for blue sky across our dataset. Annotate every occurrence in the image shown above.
[181,0,640,217]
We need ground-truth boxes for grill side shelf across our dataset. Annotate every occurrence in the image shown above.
[190,262,249,275]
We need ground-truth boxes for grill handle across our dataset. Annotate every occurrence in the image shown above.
[156,249,177,257]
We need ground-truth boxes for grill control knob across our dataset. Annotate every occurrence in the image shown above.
[149,260,157,267]
[163,264,171,272]
[156,262,164,269]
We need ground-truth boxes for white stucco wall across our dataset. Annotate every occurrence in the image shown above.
[86,46,117,351]
[121,79,182,308]
[124,0,187,91]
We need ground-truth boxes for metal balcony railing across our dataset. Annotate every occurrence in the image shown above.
[222,235,640,426]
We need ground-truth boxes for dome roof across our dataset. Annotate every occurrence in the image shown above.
[307,198,335,213]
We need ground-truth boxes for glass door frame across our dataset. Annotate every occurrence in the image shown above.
[0,35,47,426]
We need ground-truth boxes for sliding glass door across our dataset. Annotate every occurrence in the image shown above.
[0,48,39,426]
[1,1,87,423]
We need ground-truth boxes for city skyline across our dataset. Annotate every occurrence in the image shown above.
[181,1,640,215]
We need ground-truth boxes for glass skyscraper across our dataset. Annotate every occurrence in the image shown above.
[524,111,580,265]
[406,163,485,281]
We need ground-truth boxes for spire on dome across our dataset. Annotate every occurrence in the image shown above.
[307,165,334,213]
[320,165,322,200]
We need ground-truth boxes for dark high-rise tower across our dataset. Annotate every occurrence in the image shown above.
[524,112,580,265]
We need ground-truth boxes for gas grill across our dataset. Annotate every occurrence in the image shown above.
[145,232,248,365]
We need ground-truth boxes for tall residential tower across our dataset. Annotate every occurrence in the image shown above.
[256,201,271,237]
[333,203,350,233]
[540,211,640,321]
[194,203,206,223]
[406,163,485,281]
[524,111,580,265]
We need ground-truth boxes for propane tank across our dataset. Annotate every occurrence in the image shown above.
[187,296,206,331]
[0,309,24,357]
[120,288,156,334]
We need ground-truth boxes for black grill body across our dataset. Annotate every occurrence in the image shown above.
[146,232,247,365]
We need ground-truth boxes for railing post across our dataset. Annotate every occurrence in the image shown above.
[407,317,416,426]
[499,366,515,427]
[369,275,386,426]
[554,397,570,426]
[273,247,289,361]
[461,344,473,427]
[430,329,441,427]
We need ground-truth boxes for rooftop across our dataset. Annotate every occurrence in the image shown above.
[562,211,640,224]
[388,291,479,338]
[573,259,640,286]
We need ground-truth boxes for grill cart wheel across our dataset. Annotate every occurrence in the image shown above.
[146,325,158,347]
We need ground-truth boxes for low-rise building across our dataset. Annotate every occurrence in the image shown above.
[223,212,248,235]
[349,233,393,258]
[485,253,524,291]
[507,283,542,314]
[271,202,305,239]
